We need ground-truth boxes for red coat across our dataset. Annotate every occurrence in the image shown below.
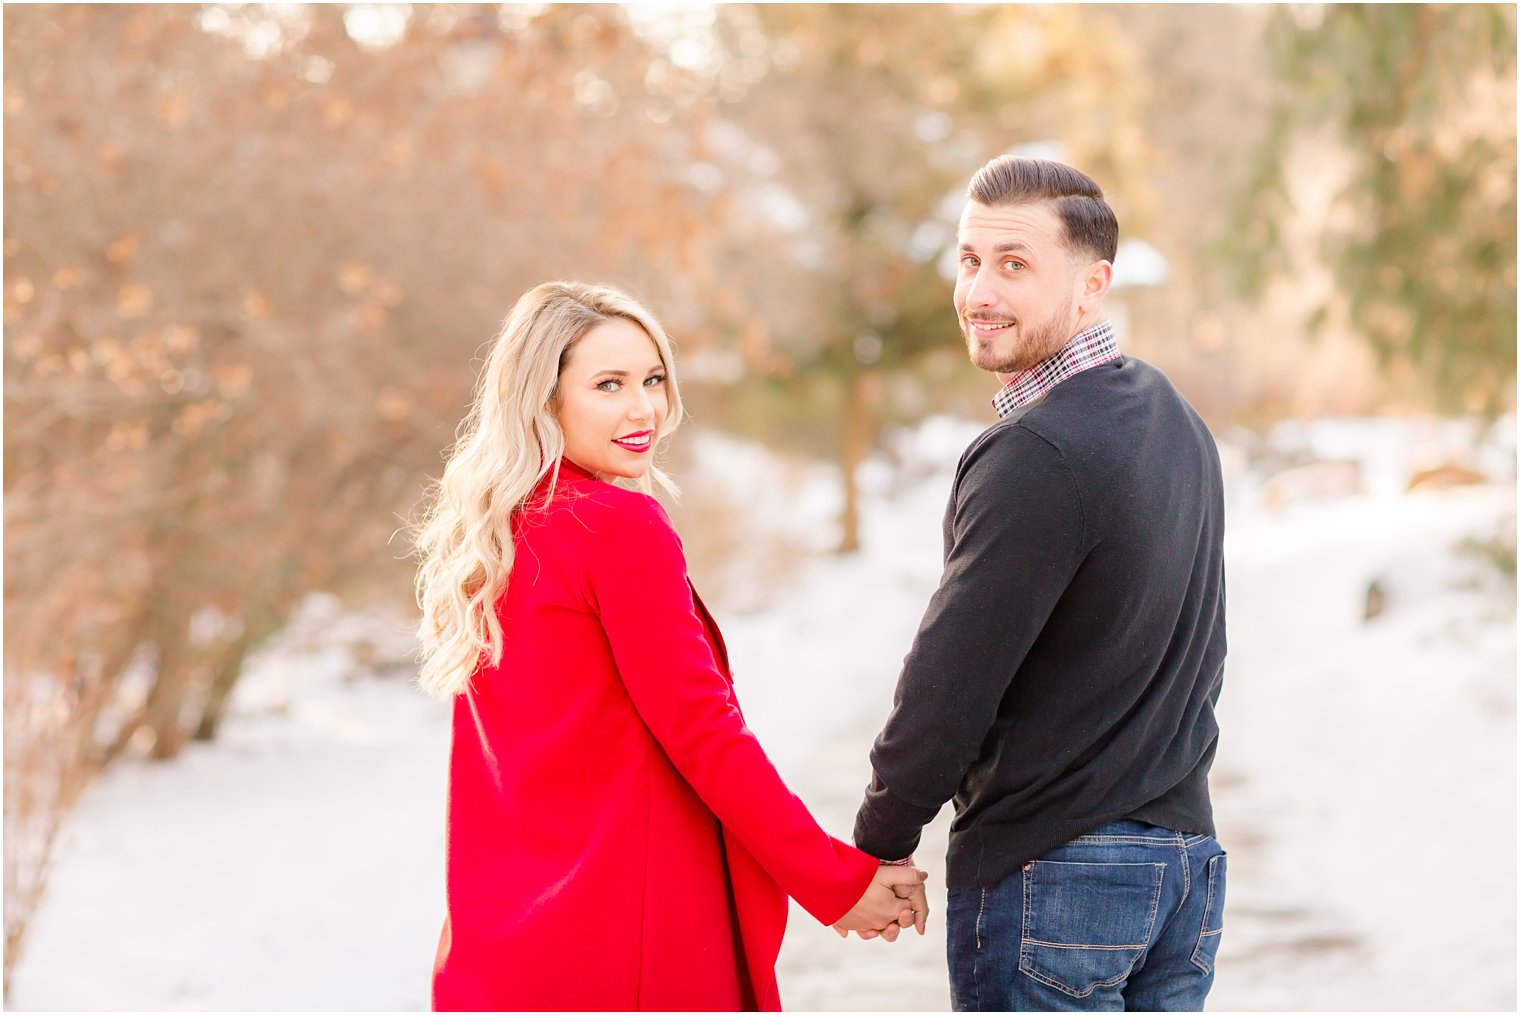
[432,460,877,1011]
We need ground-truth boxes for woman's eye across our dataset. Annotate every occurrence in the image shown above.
[644,374,666,387]
[596,379,620,392]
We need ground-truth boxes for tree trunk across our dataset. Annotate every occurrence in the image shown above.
[139,614,192,761]
[192,634,256,743]
[838,367,882,553]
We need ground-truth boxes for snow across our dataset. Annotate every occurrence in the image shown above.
[8,415,1515,1012]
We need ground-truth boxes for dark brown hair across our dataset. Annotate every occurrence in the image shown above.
[967,156,1118,264]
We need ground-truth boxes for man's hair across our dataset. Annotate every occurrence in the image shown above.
[967,156,1118,264]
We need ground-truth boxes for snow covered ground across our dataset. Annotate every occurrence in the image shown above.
[8,415,1515,1012]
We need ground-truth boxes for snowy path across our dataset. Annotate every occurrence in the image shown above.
[8,422,1515,1012]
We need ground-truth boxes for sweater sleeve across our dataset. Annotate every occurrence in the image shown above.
[585,492,878,926]
[853,425,1087,861]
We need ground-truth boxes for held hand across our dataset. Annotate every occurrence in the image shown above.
[853,875,930,941]
[831,865,928,942]
[892,875,930,936]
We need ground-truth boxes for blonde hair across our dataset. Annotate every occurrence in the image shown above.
[412,281,685,699]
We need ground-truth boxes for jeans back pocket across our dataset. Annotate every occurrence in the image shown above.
[1019,859,1165,999]
[1190,851,1227,974]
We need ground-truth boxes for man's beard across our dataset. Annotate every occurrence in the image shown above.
[963,296,1074,375]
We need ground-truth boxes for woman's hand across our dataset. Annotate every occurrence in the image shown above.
[831,865,929,942]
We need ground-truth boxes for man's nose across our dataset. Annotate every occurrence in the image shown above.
[963,267,997,311]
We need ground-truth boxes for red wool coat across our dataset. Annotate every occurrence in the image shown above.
[432,460,877,1012]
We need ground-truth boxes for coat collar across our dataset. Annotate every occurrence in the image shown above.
[556,457,601,483]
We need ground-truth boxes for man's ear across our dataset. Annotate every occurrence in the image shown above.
[1079,259,1113,313]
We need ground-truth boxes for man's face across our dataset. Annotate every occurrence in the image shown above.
[954,200,1086,376]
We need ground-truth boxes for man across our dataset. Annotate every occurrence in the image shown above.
[852,156,1227,1011]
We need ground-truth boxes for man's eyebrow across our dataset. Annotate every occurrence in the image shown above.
[959,240,1035,254]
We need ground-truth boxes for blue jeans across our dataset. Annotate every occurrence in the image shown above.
[947,820,1226,1011]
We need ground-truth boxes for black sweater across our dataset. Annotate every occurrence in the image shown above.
[853,355,1227,888]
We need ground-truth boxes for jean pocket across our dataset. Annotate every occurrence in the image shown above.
[1019,860,1165,999]
[1190,852,1227,974]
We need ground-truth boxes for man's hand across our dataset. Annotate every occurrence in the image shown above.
[831,864,929,941]
[852,873,929,941]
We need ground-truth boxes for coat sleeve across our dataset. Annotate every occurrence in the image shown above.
[584,492,878,926]
[853,425,1087,861]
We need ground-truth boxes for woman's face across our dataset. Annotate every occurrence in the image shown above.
[556,318,670,480]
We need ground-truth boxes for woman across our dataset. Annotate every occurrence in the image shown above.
[414,281,926,1011]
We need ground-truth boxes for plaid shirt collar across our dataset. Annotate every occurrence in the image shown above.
[991,320,1120,420]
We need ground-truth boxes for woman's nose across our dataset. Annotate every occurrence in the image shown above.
[628,387,653,422]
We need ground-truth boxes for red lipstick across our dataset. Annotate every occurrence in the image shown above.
[612,430,655,453]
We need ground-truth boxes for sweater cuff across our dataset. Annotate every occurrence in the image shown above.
[852,772,940,862]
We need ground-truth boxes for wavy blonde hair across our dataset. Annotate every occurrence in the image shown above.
[412,281,685,699]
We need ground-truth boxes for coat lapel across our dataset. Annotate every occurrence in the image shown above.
[687,580,733,682]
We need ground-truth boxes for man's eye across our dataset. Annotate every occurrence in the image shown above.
[961,256,979,269]
[1004,260,1025,271]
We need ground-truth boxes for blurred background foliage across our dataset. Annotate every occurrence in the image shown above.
[1226,3,1516,416]
[3,2,1515,994]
